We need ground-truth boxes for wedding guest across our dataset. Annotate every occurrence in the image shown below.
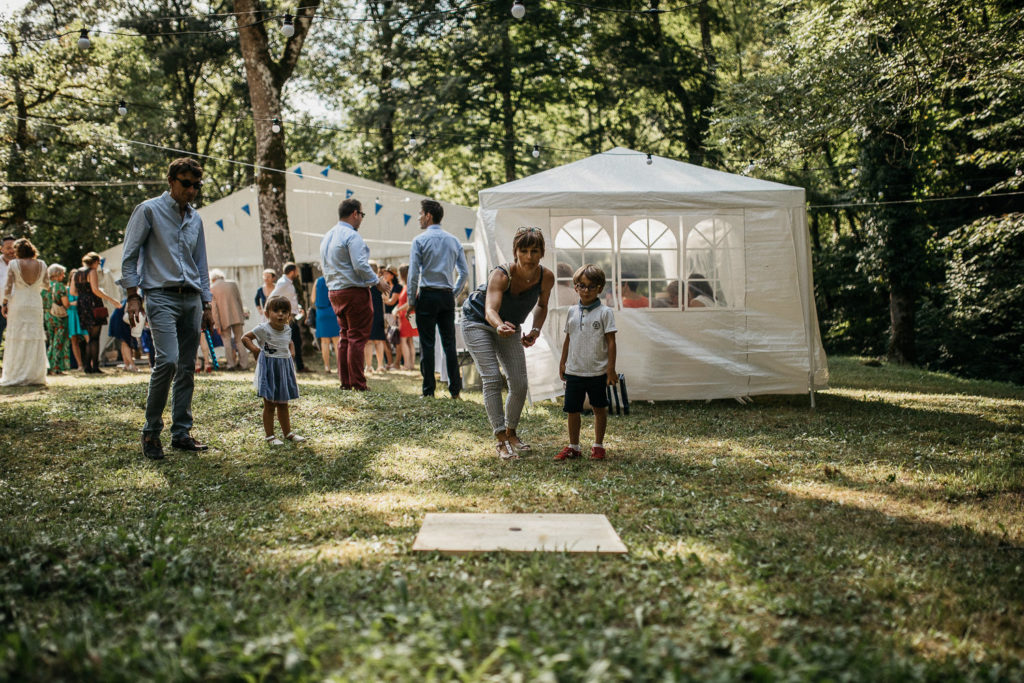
[311,273,339,373]
[320,198,390,391]
[121,156,215,460]
[108,297,141,372]
[365,261,393,372]
[461,226,553,459]
[70,252,120,374]
[254,268,276,327]
[392,264,417,371]
[407,199,468,398]
[0,235,14,356]
[42,263,71,375]
[210,269,249,370]
[1,237,48,386]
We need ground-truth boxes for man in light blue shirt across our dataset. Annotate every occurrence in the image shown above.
[407,199,469,398]
[122,157,214,460]
[320,198,390,391]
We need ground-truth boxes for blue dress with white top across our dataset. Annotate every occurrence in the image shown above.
[251,322,300,403]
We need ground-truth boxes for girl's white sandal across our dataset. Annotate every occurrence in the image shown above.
[265,435,284,446]
[285,432,306,442]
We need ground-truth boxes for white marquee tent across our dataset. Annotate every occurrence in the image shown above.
[100,162,480,311]
[475,147,829,403]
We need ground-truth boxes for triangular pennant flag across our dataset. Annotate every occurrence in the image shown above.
[295,166,303,178]
[403,213,412,226]
[345,189,353,198]
[374,200,383,215]
[216,219,225,231]
[465,228,474,240]
[99,258,105,269]
[241,204,251,216]
[320,166,330,177]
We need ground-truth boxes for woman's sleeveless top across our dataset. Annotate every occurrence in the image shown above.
[462,264,543,326]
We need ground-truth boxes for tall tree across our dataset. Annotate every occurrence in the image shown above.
[234,0,320,272]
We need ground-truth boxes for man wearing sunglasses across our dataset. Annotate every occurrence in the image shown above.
[121,157,214,460]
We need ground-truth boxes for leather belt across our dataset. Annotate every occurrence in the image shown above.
[150,285,200,295]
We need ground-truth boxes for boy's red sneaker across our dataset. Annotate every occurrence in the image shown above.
[590,446,606,460]
[554,446,581,461]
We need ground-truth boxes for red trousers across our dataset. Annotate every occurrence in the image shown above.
[329,287,373,390]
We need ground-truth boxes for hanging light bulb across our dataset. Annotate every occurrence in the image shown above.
[1016,168,1022,177]
[77,29,91,49]
[511,0,526,19]
[117,100,128,116]
[271,118,281,133]
[41,144,48,153]
[409,132,419,147]
[645,153,653,166]
[281,12,295,37]
[532,144,540,158]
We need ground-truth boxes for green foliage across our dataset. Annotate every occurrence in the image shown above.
[916,213,1024,383]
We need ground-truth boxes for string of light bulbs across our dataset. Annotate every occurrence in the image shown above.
[9,86,1018,186]
[0,0,704,47]
[6,112,1021,212]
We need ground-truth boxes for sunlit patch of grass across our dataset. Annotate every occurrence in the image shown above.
[1,356,1023,678]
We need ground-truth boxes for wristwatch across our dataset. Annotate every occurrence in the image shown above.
[202,302,212,311]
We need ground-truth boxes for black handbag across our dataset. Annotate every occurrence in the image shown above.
[605,374,630,415]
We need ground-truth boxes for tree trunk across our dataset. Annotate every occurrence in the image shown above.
[234,0,320,273]
[7,74,32,232]
[887,289,916,364]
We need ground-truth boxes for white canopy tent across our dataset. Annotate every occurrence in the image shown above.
[475,147,829,403]
[101,162,480,312]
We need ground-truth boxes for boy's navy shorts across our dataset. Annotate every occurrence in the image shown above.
[563,373,609,413]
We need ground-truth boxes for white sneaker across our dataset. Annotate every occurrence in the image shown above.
[285,432,306,442]
[264,435,284,446]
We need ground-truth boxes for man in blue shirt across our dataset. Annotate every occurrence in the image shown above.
[320,198,390,391]
[122,158,214,460]
[407,199,469,398]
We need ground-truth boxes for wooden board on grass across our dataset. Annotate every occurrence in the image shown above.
[412,513,627,554]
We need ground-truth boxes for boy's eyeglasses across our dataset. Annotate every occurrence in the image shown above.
[574,283,599,291]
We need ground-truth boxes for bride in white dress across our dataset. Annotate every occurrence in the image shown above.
[1,238,48,386]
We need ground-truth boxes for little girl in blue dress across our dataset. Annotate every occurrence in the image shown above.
[242,296,305,445]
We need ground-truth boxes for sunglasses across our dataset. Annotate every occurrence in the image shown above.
[174,177,203,190]
[574,282,600,291]
[516,226,542,234]
[356,210,366,218]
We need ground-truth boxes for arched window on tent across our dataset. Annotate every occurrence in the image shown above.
[684,215,745,310]
[617,218,679,309]
[553,218,613,308]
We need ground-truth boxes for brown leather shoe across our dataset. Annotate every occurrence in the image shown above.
[170,435,208,452]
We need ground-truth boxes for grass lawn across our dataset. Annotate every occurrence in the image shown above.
[1,357,1022,680]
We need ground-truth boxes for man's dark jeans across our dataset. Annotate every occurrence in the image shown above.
[416,288,461,397]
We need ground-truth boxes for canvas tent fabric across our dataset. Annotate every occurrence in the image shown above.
[101,163,480,320]
[475,147,829,402]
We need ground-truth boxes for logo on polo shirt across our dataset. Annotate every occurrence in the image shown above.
[592,321,600,329]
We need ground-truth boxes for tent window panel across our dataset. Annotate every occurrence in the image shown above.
[553,218,614,309]
[616,218,679,311]
[685,248,717,285]
[650,279,678,309]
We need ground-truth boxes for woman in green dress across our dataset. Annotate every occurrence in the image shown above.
[42,263,71,374]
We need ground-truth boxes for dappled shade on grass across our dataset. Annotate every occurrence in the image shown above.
[1,357,1022,679]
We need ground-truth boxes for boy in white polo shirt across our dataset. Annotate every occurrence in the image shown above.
[556,264,618,461]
